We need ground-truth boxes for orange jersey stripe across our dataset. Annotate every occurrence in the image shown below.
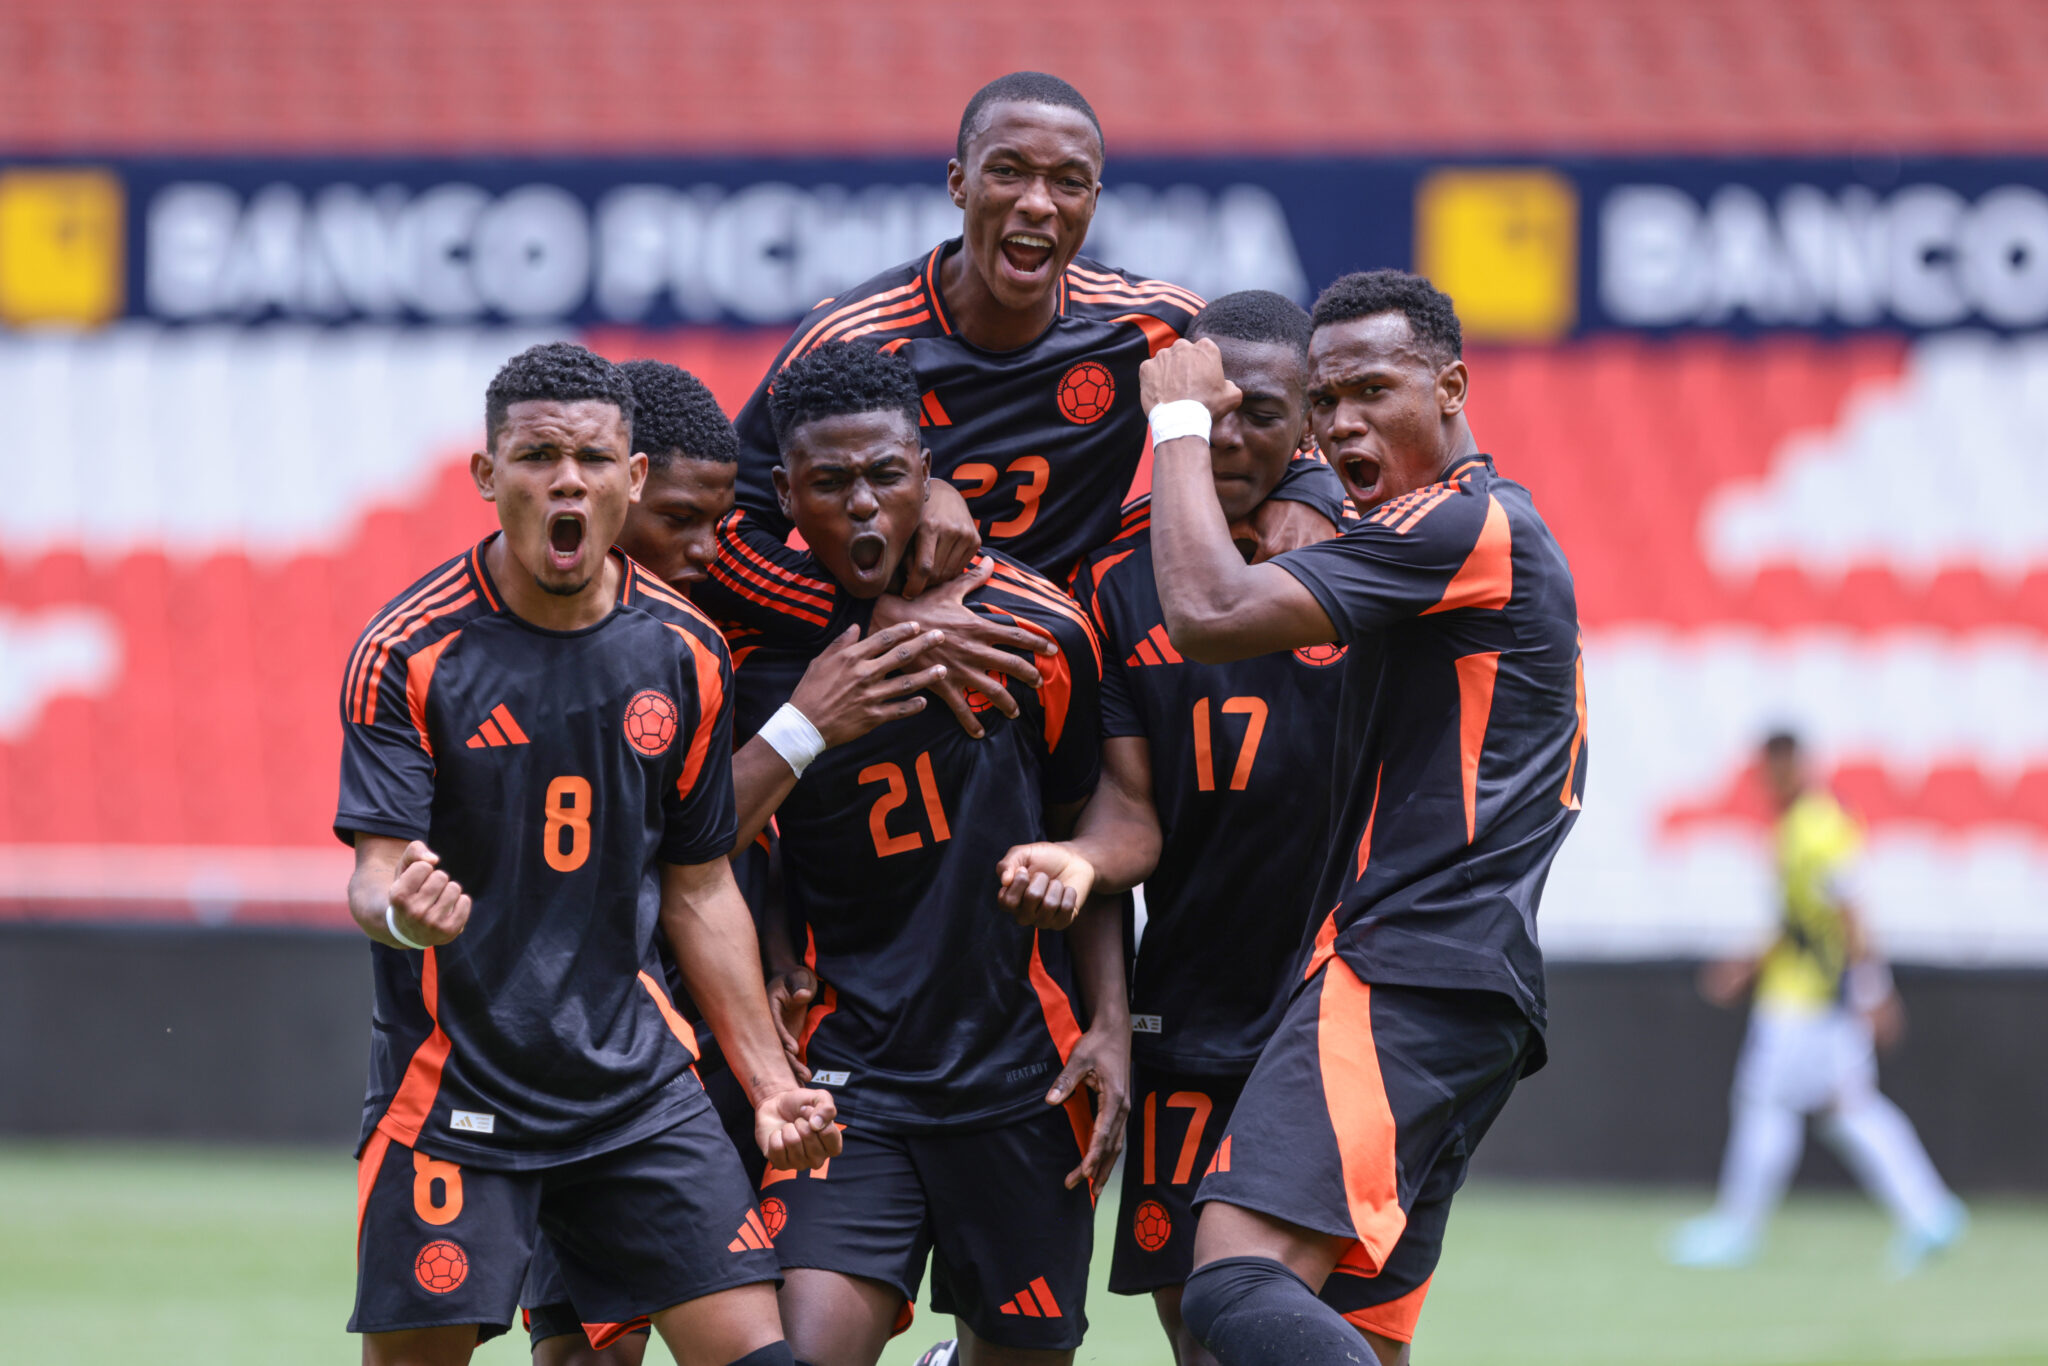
[785,279,924,361]
[1453,652,1501,843]
[707,560,830,628]
[1028,929,1084,1063]
[639,969,702,1061]
[788,292,930,363]
[346,561,469,720]
[1395,485,1458,534]
[468,542,500,610]
[404,629,462,758]
[711,553,833,623]
[376,946,452,1148]
[708,557,827,626]
[837,310,932,346]
[1423,494,1513,615]
[358,590,476,725]
[667,623,727,804]
[1066,266,1206,314]
[724,513,836,596]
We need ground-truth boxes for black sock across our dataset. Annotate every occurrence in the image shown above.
[725,1345,796,1366]
[1182,1256,1376,1365]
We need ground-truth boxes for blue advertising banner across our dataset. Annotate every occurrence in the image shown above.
[1,154,2044,338]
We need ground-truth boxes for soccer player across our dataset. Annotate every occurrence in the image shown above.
[733,342,1125,1366]
[1669,729,1965,1275]
[336,342,838,1366]
[1005,291,1345,1366]
[518,358,947,1366]
[702,71,1346,731]
[1131,272,1587,1366]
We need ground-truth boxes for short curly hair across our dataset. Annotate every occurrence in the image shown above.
[1310,270,1463,369]
[957,71,1104,165]
[484,342,635,453]
[768,342,922,451]
[1189,289,1313,360]
[619,359,738,470]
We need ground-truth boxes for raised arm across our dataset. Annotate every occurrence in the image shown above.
[1140,339,1340,662]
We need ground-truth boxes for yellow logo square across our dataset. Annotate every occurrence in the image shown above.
[0,168,125,327]
[1415,168,1577,343]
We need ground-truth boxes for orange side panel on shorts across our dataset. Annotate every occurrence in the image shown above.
[376,947,452,1148]
[639,969,701,1060]
[583,1317,650,1351]
[1316,957,1407,1270]
[355,1129,392,1255]
[1340,1274,1433,1345]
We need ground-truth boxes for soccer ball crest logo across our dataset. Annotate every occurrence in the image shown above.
[1293,643,1349,668]
[414,1240,468,1294]
[1057,362,1114,424]
[1132,1200,1172,1252]
[623,689,679,756]
[759,1196,788,1241]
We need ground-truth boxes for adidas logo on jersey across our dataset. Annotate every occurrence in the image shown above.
[464,704,529,748]
[997,1277,1064,1318]
[1125,625,1184,668]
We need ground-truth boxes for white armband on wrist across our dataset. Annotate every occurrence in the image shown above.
[758,703,827,778]
[1148,399,1213,447]
[385,903,430,952]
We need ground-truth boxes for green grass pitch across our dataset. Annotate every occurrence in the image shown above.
[4,1143,2042,1365]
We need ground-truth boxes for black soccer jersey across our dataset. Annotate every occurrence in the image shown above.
[731,552,1104,1132]
[1272,455,1587,1034]
[1070,499,1344,1075]
[700,241,1347,636]
[335,539,738,1169]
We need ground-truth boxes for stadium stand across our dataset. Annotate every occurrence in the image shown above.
[2,0,2047,152]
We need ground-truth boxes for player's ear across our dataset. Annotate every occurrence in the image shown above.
[1437,359,1469,417]
[946,158,968,209]
[627,451,648,505]
[470,449,497,503]
[771,464,793,521]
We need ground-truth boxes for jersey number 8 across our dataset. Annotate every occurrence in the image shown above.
[544,776,593,873]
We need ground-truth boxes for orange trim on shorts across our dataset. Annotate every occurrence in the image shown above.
[1316,957,1406,1270]
[582,1317,650,1351]
[355,1129,392,1256]
[1339,1274,1433,1344]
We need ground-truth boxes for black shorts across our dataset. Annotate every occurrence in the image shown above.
[768,1103,1096,1352]
[350,1103,779,1349]
[1195,961,1534,1345]
[521,1063,762,1346]
[1110,1065,1246,1295]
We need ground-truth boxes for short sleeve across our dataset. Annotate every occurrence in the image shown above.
[696,508,850,647]
[1033,603,1104,807]
[1071,562,1142,741]
[1271,485,1491,641]
[334,644,437,846]
[660,629,741,867]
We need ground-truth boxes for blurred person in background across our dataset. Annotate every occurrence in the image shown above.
[1668,729,1966,1275]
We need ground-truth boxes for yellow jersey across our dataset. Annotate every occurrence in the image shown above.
[1755,790,1863,1009]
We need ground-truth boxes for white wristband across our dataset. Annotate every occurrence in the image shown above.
[385,903,430,952]
[1846,960,1894,1012]
[758,703,827,778]
[1148,399,1213,447]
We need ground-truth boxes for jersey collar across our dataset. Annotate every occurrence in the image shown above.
[925,237,1071,346]
[472,532,633,636]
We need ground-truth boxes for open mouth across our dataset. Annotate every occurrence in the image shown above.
[999,232,1056,278]
[547,513,586,570]
[1340,454,1386,506]
[847,532,887,572]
